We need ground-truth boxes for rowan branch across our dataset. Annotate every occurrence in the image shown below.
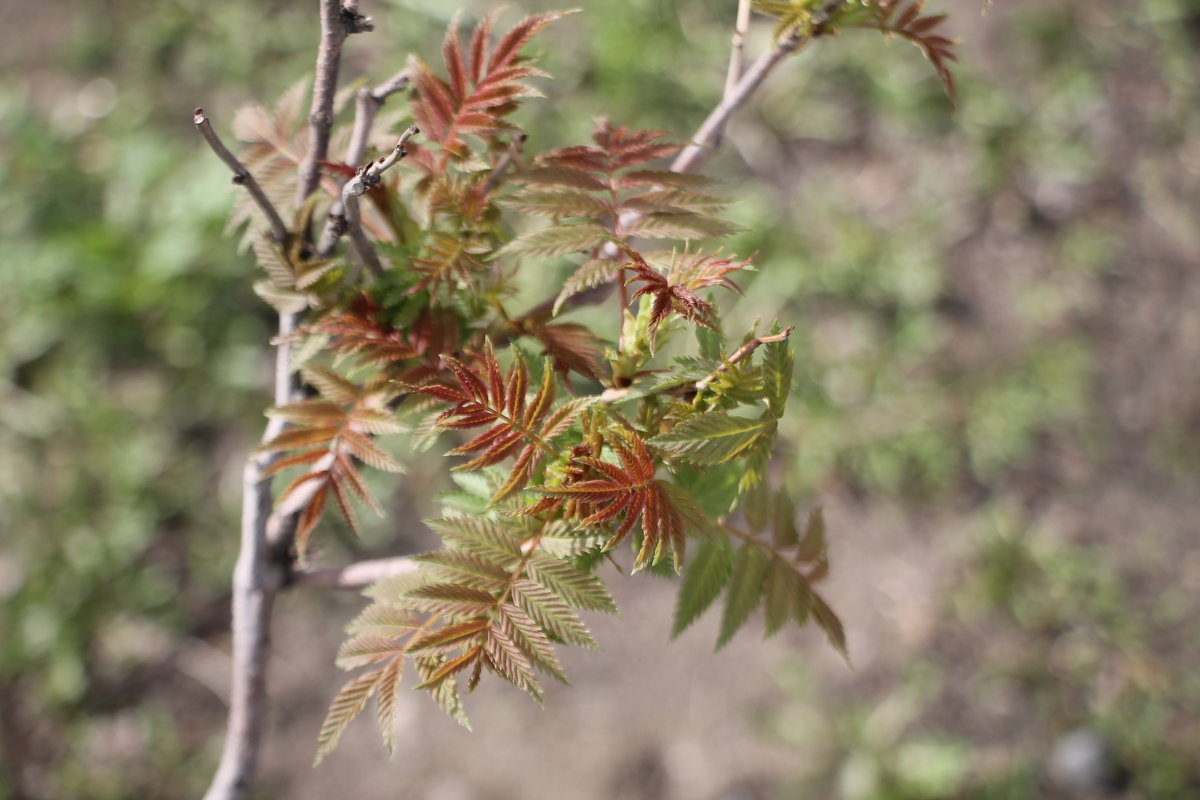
[671,0,847,176]
[696,326,794,394]
[724,0,753,101]
[203,4,375,798]
[316,69,412,258]
[520,0,848,321]
[295,0,374,208]
[201,314,297,800]
[337,124,420,276]
[193,108,289,245]
[291,556,419,590]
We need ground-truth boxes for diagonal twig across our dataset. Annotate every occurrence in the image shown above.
[519,0,849,322]
[695,326,794,394]
[316,69,412,258]
[193,108,289,245]
[338,124,420,276]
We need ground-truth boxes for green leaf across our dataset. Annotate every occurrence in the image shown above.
[716,543,771,649]
[525,553,618,614]
[670,463,740,518]
[672,533,735,637]
[426,517,523,566]
[761,329,794,419]
[651,411,774,465]
[798,506,827,561]
[414,550,510,590]
[695,314,723,361]
[512,577,600,648]
[809,590,848,660]
[499,221,611,258]
[625,212,740,240]
[763,557,798,636]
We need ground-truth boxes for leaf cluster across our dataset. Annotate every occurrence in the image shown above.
[208,6,950,762]
[753,0,959,105]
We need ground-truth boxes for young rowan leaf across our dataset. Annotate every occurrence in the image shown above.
[337,635,403,669]
[761,329,794,419]
[524,553,618,614]
[499,222,613,258]
[408,618,490,653]
[511,577,600,648]
[763,556,799,636]
[314,669,385,766]
[810,590,848,661]
[716,543,771,649]
[375,656,405,757]
[413,654,472,729]
[554,259,621,314]
[650,412,774,465]
[672,533,735,637]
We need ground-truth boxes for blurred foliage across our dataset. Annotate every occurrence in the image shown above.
[2,0,1198,797]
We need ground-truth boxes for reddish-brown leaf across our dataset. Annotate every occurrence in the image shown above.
[535,428,685,570]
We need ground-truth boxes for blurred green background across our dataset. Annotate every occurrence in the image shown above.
[2,0,1198,798]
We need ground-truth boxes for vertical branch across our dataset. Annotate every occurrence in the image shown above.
[336,124,420,277]
[295,0,374,209]
[519,0,849,322]
[724,0,753,100]
[316,69,412,258]
[202,4,373,800]
[672,0,846,175]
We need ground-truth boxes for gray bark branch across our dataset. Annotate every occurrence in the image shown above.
[193,108,290,245]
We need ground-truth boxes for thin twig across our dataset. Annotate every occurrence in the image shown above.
[482,133,528,197]
[316,69,412,258]
[292,556,420,590]
[672,0,847,176]
[723,0,753,102]
[695,326,794,394]
[295,0,374,209]
[337,124,420,276]
[520,0,848,321]
[193,108,289,245]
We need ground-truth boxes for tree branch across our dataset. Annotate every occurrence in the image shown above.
[337,124,420,276]
[291,556,419,590]
[295,0,374,209]
[193,108,290,245]
[202,4,376,799]
[201,314,297,800]
[723,0,753,102]
[671,0,847,176]
[695,326,794,394]
[316,69,412,258]
[520,0,848,322]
